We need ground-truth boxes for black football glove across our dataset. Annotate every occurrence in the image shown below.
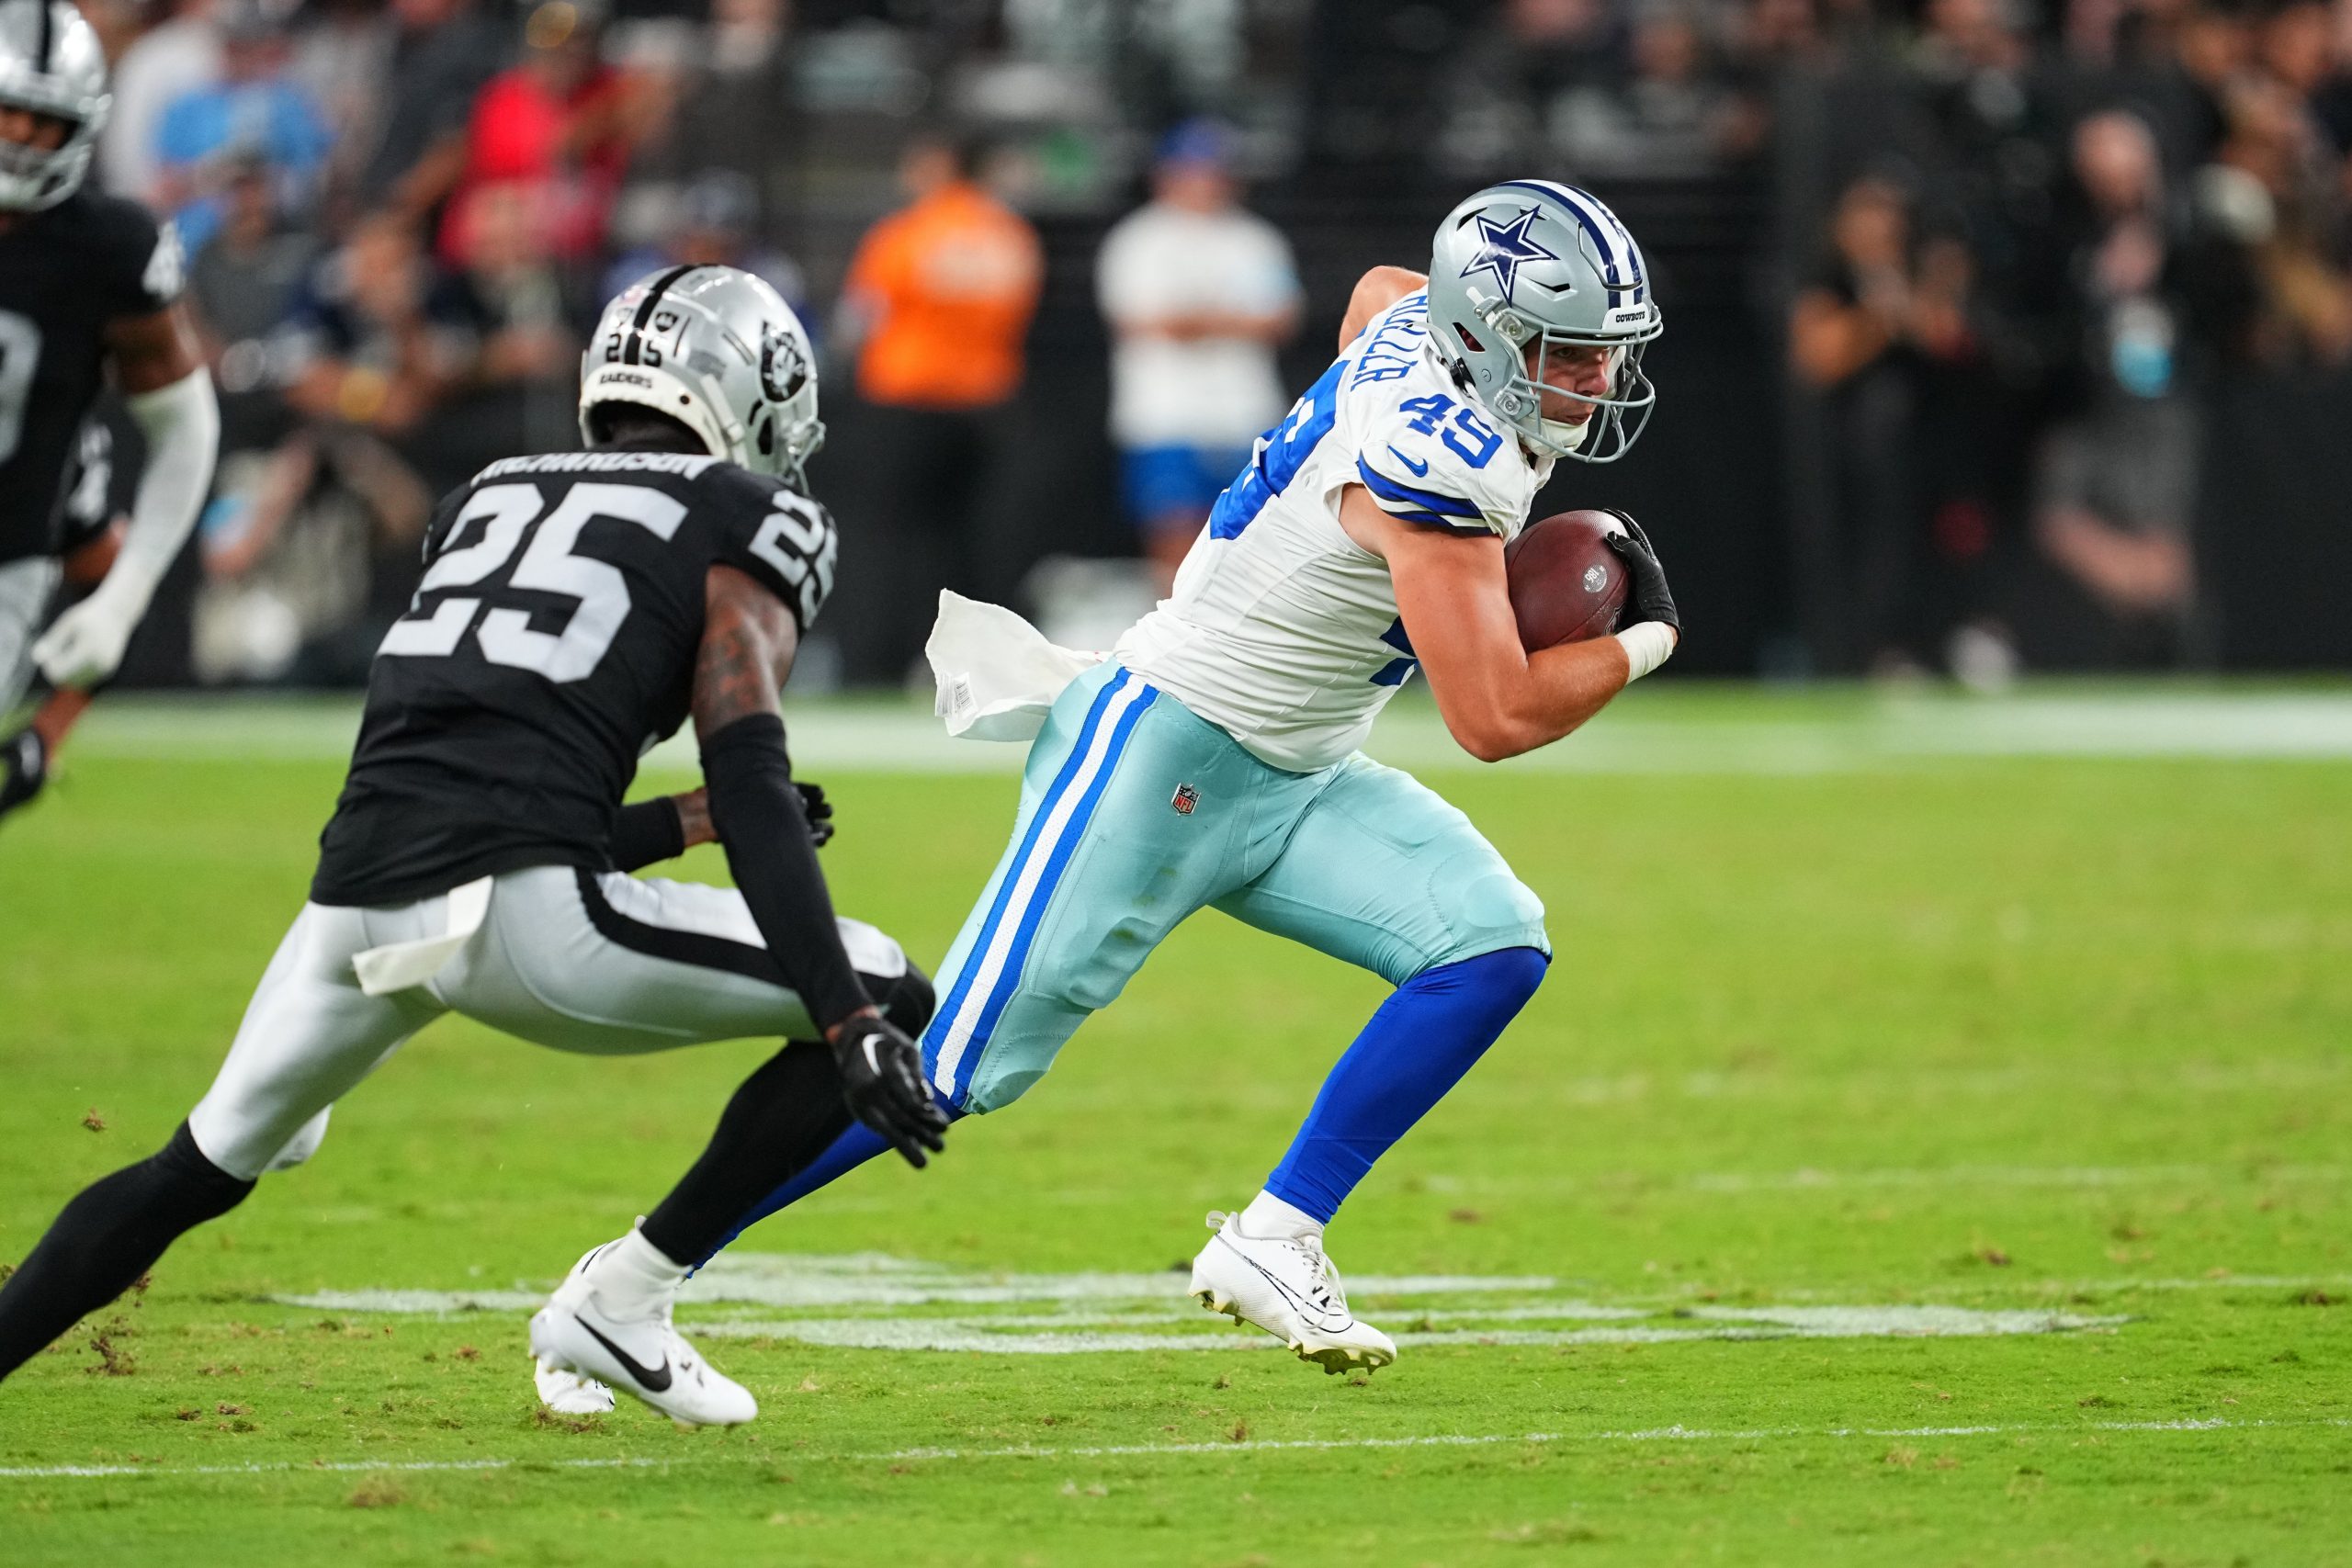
[795,779,834,848]
[1599,511,1681,634]
[0,728,48,821]
[828,1011,948,1168]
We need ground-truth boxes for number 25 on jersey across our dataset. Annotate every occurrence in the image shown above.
[380,482,685,684]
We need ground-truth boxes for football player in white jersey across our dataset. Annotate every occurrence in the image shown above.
[539,181,1681,1409]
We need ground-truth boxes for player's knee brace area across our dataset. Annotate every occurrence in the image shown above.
[1475,943,1551,1006]
[262,1109,332,1173]
[1438,870,1550,964]
[1407,943,1550,1009]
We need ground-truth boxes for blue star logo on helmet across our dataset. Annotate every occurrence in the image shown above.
[1456,205,1559,304]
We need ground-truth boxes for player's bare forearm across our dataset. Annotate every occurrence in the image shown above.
[1340,267,1427,349]
[104,301,206,393]
[672,787,715,848]
[62,521,122,589]
[1427,615,1630,762]
[690,565,798,740]
[31,688,94,751]
[1341,484,1627,761]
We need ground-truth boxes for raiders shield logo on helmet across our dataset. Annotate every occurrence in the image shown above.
[760,322,809,404]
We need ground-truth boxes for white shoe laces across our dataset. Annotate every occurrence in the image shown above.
[1289,1235,1348,1315]
[1207,1212,1351,1318]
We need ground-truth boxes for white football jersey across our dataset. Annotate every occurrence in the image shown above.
[1114,289,1554,772]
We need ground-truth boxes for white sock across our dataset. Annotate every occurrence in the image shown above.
[1237,1189,1324,1242]
[582,1227,688,1319]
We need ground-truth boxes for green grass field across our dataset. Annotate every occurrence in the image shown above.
[2,686,2347,1566]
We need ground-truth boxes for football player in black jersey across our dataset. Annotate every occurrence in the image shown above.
[0,265,949,1427]
[0,0,220,820]
[0,419,129,797]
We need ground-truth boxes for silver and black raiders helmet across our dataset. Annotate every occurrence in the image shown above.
[0,0,107,211]
[1425,180,1664,463]
[579,265,826,486]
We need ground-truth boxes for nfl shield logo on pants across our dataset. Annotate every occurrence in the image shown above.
[1171,784,1199,816]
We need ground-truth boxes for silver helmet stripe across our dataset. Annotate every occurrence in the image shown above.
[1549,181,1646,302]
[33,0,48,72]
[623,264,697,367]
[1495,180,1645,305]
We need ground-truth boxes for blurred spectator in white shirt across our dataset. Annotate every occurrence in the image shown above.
[1095,119,1300,587]
[100,0,222,205]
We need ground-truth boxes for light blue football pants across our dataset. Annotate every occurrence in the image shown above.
[924,662,1551,1112]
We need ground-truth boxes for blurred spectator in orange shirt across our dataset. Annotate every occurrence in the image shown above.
[833,130,1044,681]
[839,130,1044,412]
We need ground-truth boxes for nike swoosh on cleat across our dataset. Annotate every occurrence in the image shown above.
[576,1317,673,1393]
[1387,446,1430,477]
[1219,1237,1352,1335]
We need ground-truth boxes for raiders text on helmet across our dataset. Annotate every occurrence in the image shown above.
[579,265,826,486]
[1423,181,1663,463]
[0,0,109,211]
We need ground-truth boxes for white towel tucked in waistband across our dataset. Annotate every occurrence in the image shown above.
[351,875,492,996]
[924,590,1103,743]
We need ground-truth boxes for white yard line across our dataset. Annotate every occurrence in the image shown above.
[62,689,2352,771]
[691,1302,2125,1355]
[275,1259,1560,1316]
[267,1256,2132,1354]
[2,1416,2342,1483]
[265,1242,2352,1343]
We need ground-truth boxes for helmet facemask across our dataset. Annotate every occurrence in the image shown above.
[1457,302,1659,465]
[0,1,112,212]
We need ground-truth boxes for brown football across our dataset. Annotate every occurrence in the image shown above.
[1504,509,1631,650]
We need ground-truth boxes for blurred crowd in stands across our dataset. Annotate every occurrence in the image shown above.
[64,0,2352,687]
[1781,0,2352,680]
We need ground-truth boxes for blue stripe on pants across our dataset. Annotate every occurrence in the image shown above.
[923,670,1133,1074]
[953,681,1156,1100]
[922,669,1156,1107]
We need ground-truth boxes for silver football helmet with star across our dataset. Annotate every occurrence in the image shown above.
[579,265,826,486]
[0,0,110,211]
[1425,180,1663,463]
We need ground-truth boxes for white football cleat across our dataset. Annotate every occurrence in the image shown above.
[532,1244,617,1416]
[535,1356,616,1416]
[528,1245,755,1428]
[1189,1210,1397,1374]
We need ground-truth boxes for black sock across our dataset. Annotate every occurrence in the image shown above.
[639,960,935,1266]
[0,1122,254,1381]
[641,1042,854,1266]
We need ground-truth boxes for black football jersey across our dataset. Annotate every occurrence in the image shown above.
[0,189,184,565]
[310,447,839,907]
[58,414,130,555]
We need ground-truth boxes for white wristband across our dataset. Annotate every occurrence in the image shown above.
[1614,620,1677,682]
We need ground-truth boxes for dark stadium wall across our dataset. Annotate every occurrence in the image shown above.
[2197,372,2352,670]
